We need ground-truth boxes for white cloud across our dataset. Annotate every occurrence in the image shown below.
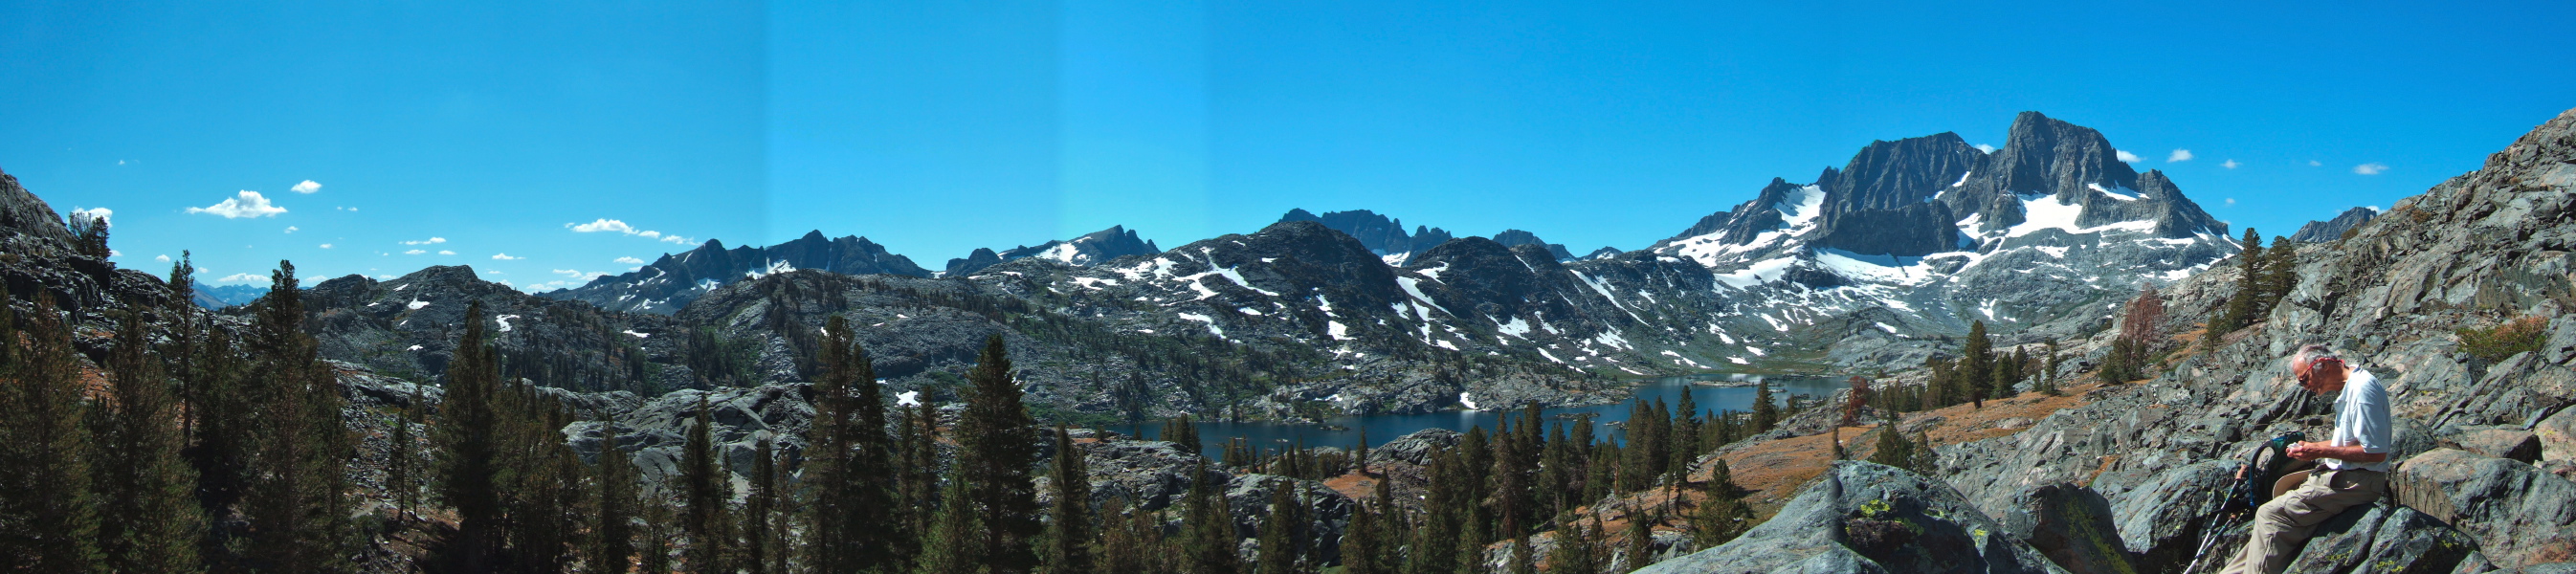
[154,254,170,262]
[2222,159,2241,169]
[70,207,112,226]
[2308,160,2323,166]
[405,249,427,255]
[568,218,687,244]
[568,219,636,233]
[284,226,299,233]
[552,269,589,277]
[2166,149,2193,163]
[291,180,322,194]
[212,273,269,284]
[1974,144,1997,154]
[2353,163,2389,175]
[613,256,646,264]
[486,270,505,275]
[2115,150,2143,163]
[399,236,447,245]
[375,274,396,279]
[2225,198,2237,205]
[493,253,525,260]
[437,250,455,255]
[320,243,333,249]
[186,191,287,218]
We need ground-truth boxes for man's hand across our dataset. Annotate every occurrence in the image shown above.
[2288,441,2387,463]
[2287,442,2317,460]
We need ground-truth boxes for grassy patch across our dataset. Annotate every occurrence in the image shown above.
[2457,316,2547,363]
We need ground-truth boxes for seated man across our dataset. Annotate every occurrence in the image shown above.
[2224,344,2393,574]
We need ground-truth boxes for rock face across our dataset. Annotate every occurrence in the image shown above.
[296,265,677,393]
[2289,207,2381,244]
[944,225,1161,276]
[1643,112,2235,371]
[1278,209,1455,263]
[543,231,930,314]
[1636,461,2063,574]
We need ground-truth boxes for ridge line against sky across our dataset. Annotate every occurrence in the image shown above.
[3,1,2572,289]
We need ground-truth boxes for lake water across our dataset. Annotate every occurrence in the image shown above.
[1130,374,1852,458]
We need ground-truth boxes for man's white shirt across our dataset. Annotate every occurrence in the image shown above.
[2322,368,2394,473]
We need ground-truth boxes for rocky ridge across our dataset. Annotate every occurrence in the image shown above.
[944,225,1162,276]
[2289,206,2382,244]
[542,231,930,314]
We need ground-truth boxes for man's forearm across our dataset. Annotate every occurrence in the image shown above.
[2298,442,2387,462]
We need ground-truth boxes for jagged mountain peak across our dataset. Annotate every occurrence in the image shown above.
[1490,229,1577,262]
[1278,208,1455,261]
[2289,206,2381,243]
[542,231,929,314]
[0,168,78,250]
[944,225,1163,276]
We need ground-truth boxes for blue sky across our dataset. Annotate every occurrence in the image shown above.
[4,1,2572,290]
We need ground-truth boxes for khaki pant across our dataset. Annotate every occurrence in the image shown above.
[2222,469,2387,574]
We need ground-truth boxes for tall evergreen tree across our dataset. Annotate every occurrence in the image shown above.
[244,262,352,573]
[809,316,905,572]
[1255,478,1307,574]
[1548,517,1599,574]
[1505,535,1537,574]
[0,292,103,572]
[2263,236,2298,311]
[1621,503,1654,573]
[1961,320,1993,408]
[436,301,506,571]
[1689,462,1748,550]
[1342,487,1387,574]
[1042,426,1097,574]
[1748,382,1778,432]
[592,423,639,574]
[1161,415,1200,457]
[1182,461,1239,574]
[747,437,780,574]
[2212,229,2266,336]
[681,396,734,573]
[96,310,205,574]
[639,490,678,574]
[954,336,1043,573]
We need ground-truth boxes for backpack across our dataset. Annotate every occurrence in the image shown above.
[2231,431,2310,511]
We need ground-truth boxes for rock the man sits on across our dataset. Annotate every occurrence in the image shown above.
[2224,344,2393,574]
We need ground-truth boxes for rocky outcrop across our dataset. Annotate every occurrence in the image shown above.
[2288,207,2381,244]
[295,265,677,393]
[2392,449,2576,568]
[544,231,930,314]
[1634,461,2063,574]
[2000,483,2132,574]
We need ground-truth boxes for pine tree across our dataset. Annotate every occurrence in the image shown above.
[1621,502,1654,572]
[2212,229,2265,336]
[1830,427,1845,460]
[809,316,905,572]
[1865,428,1923,475]
[593,423,639,574]
[1506,535,1537,574]
[437,300,506,571]
[1255,478,1306,574]
[954,335,1044,574]
[389,386,417,519]
[2039,340,2062,396]
[747,437,780,574]
[1183,461,1239,574]
[244,262,352,573]
[1548,517,1599,574]
[681,395,734,573]
[95,310,205,574]
[1748,381,1778,432]
[0,292,103,572]
[2262,236,2298,313]
[1961,320,1993,408]
[640,491,678,574]
[1690,460,1749,551]
[1342,490,1386,574]
[1162,415,1200,457]
[1043,427,1097,574]
[1669,393,1699,478]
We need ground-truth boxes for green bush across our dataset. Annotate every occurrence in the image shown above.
[2457,316,2547,364]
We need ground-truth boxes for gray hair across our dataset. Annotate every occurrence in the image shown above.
[2291,343,2335,371]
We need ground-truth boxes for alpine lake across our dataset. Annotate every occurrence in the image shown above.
[1129,373,1852,458]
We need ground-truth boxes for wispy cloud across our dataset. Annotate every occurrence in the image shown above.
[2225,198,2237,206]
[493,253,525,260]
[2309,160,2322,166]
[2353,163,2389,175]
[2222,159,2240,169]
[320,243,333,249]
[437,250,455,255]
[613,256,646,264]
[404,249,427,255]
[212,273,269,284]
[1975,144,1996,154]
[399,237,447,245]
[186,191,287,218]
[2115,150,2143,163]
[567,218,690,244]
[291,180,322,194]
[154,254,170,262]
[284,226,299,233]
[2166,149,2193,163]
